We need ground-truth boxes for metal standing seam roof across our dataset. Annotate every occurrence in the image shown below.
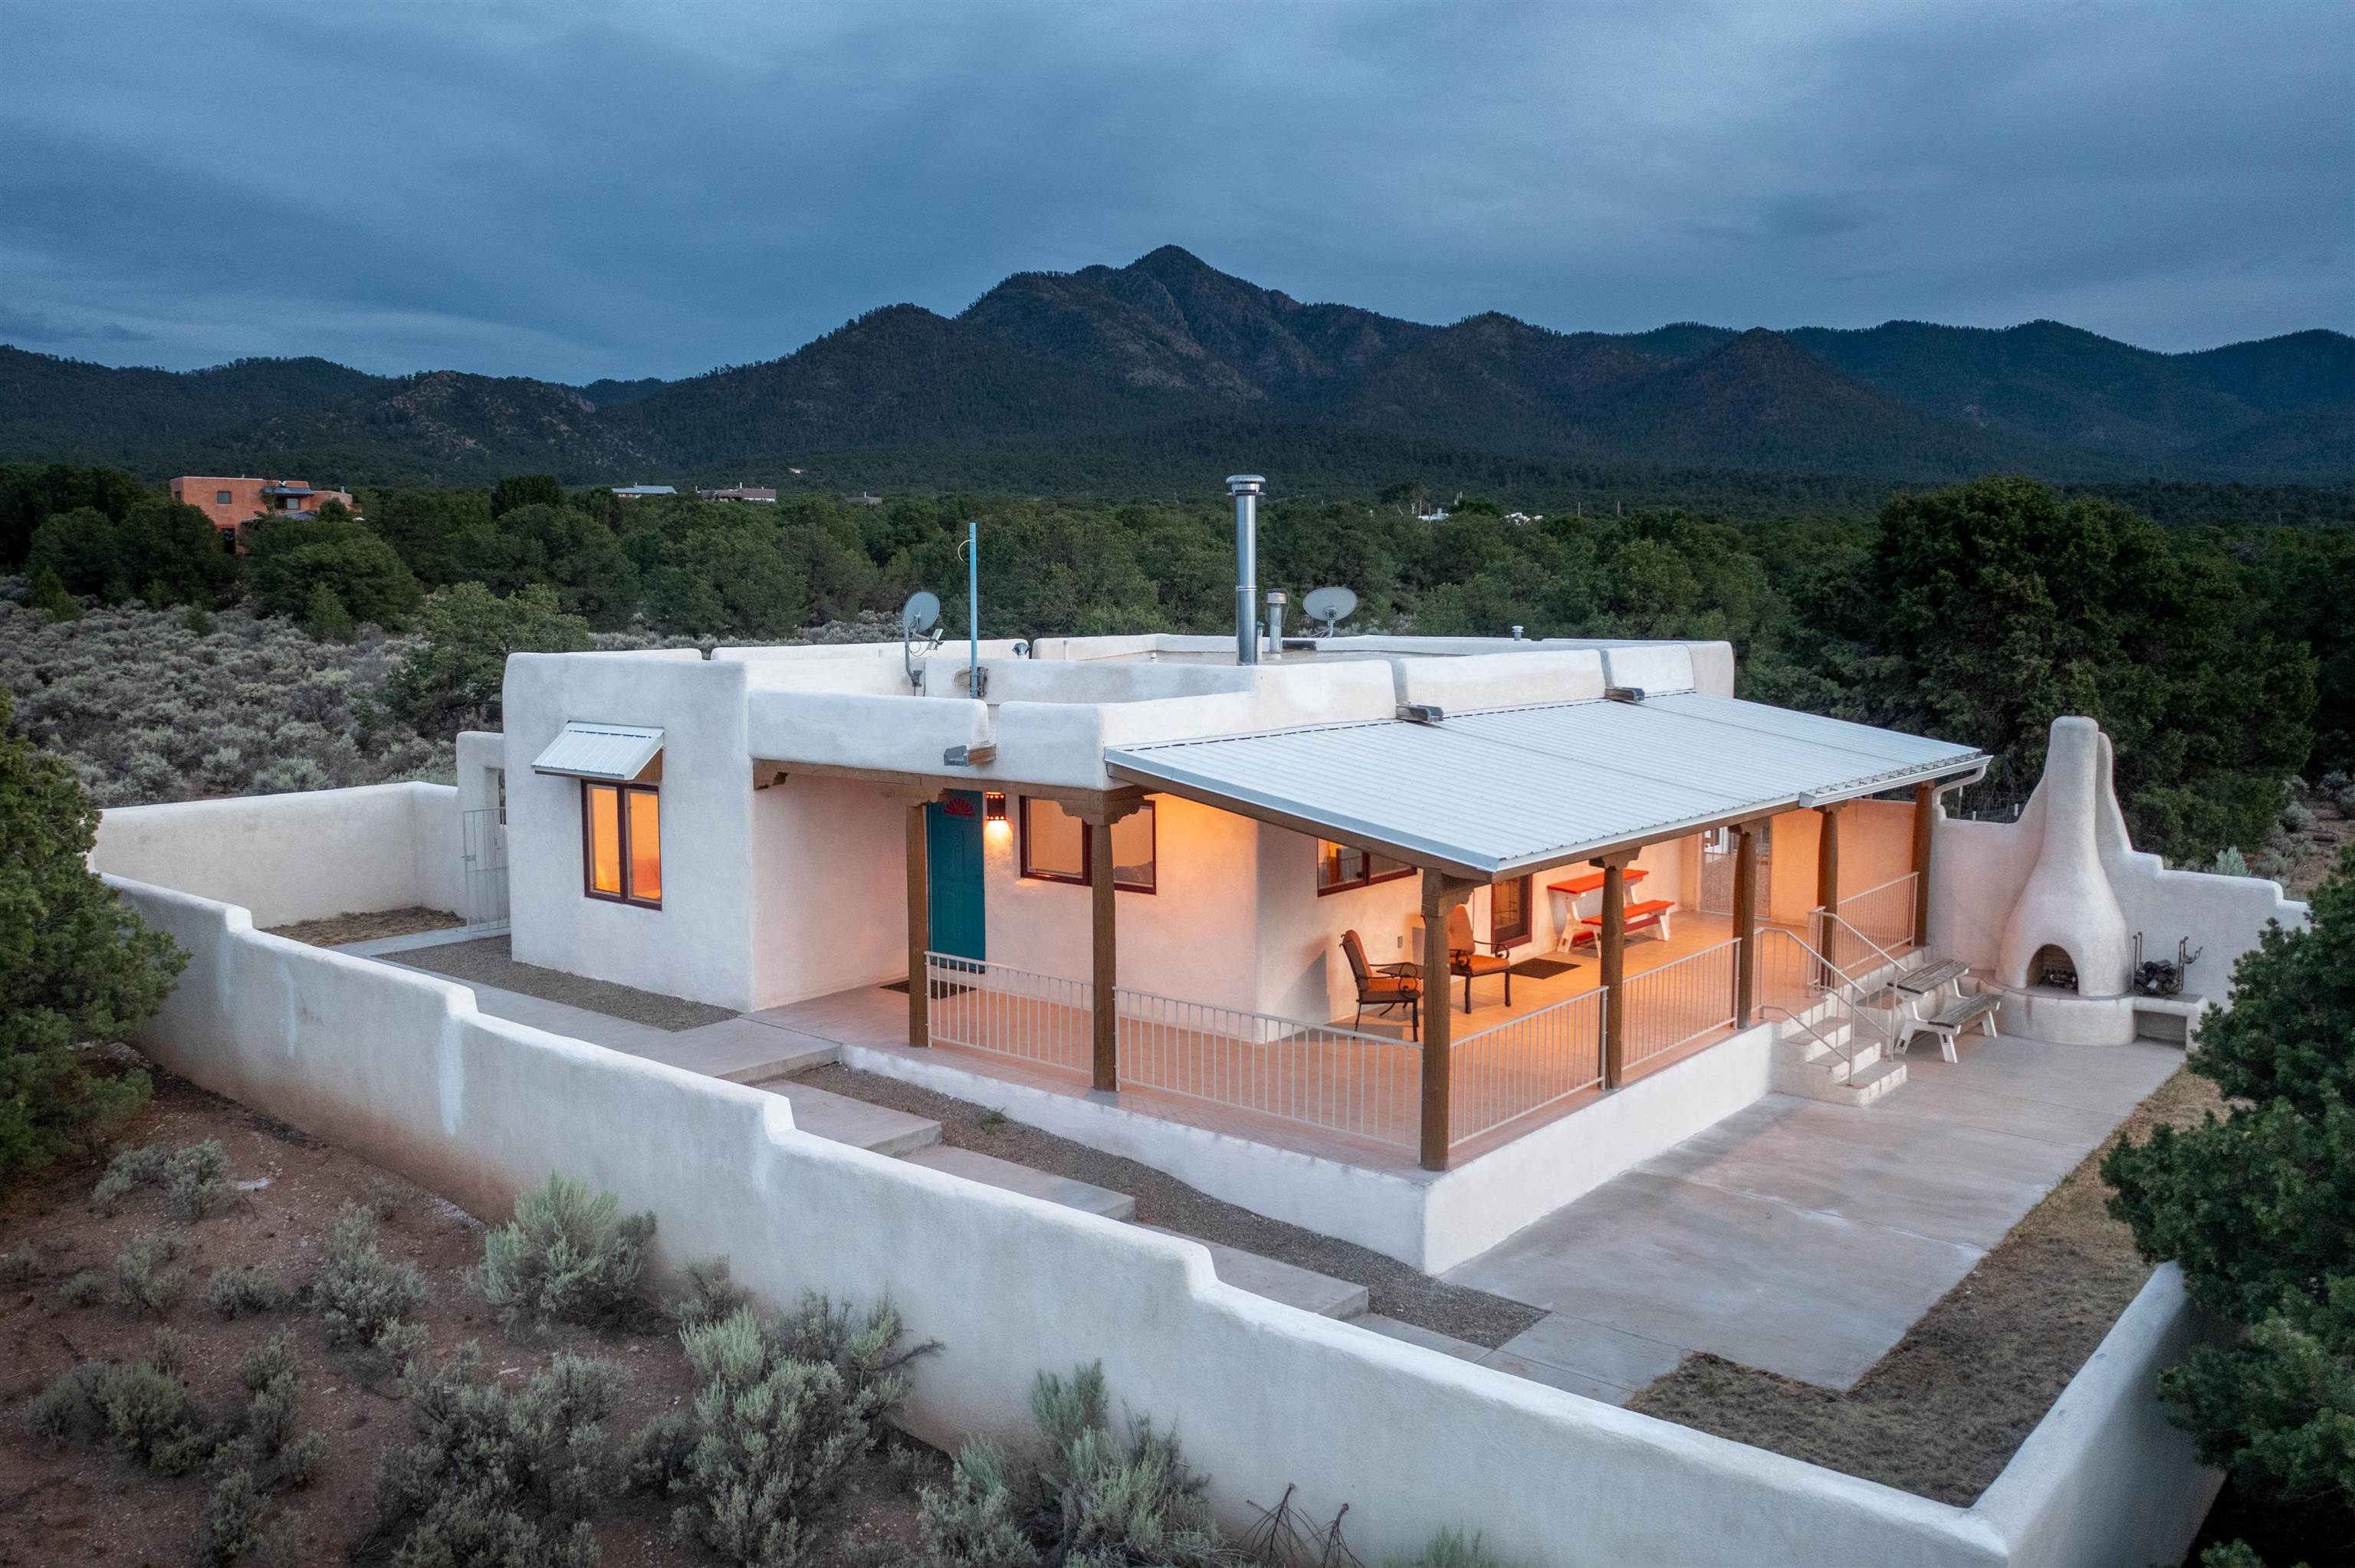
[1104,690,1985,881]
[531,722,665,782]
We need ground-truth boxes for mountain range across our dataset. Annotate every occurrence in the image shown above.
[5,246,2350,493]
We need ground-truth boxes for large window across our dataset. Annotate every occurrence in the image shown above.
[1020,797,1155,892]
[1490,874,1532,945]
[583,781,661,907]
[1315,839,1414,896]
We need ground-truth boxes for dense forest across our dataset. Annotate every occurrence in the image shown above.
[3,458,2346,876]
[6,248,2352,490]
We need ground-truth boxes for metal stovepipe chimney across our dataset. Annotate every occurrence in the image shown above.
[1228,474,1264,664]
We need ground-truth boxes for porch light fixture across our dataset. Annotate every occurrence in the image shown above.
[984,792,1007,822]
[944,743,997,766]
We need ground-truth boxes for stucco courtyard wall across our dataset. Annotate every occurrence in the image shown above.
[92,781,462,927]
[106,864,2216,1567]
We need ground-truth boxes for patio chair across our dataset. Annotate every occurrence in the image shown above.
[1341,930,1421,1039]
[1446,904,1513,1014]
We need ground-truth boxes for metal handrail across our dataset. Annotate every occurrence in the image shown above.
[1756,927,1896,1080]
[1811,906,1909,978]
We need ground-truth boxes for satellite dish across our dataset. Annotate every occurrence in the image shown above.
[1302,586,1358,636]
[902,591,941,637]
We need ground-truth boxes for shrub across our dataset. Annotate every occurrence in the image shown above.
[301,581,356,643]
[479,1171,655,1330]
[2212,846,2252,877]
[244,514,422,630]
[386,581,594,737]
[195,1465,301,1568]
[369,1343,626,1567]
[2,1241,48,1283]
[916,1363,1220,1568]
[90,1137,235,1219]
[632,1296,929,1566]
[1384,1528,1527,1568]
[0,685,178,1176]
[110,1229,189,1314]
[2104,845,2355,1566]
[311,1201,429,1357]
[28,1328,215,1474]
[669,1255,754,1329]
[206,1264,293,1318]
[27,497,237,610]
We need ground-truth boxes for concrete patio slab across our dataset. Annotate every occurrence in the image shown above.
[1473,1349,1638,1406]
[658,1017,841,1084]
[904,1146,1136,1220]
[751,1079,941,1156]
[1445,1028,2183,1390]
[1143,1226,1370,1319]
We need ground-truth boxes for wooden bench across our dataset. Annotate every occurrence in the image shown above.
[1894,968,2000,1061]
[1581,898,1675,944]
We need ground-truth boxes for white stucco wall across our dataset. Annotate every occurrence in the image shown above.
[504,652,761,1011]
[749,772,911,1009]
[1929,747,2307,1007]
[107,869,2215,1568]
[93,782,463,927]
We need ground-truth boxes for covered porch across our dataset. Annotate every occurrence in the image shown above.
[810,687,1982,1174]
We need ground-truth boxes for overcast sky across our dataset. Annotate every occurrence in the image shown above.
[4,1,2348,382]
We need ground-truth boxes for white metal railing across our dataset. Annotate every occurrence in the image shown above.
[1621,937,1740,1070]
[1756,927,1897,1078]
[1112,986,1421,1153]
[1811,904,1910,984]
[1835,872,1920,955]
[1450,988,1605,1148]
[923,953,1093,1075]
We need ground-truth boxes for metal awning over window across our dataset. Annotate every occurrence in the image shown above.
[532,722,664,782]
[1105,691,1984,881]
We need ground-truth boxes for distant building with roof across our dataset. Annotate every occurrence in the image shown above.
[169,476,360,541]
[613,484,679,499]
[699,484,777,504]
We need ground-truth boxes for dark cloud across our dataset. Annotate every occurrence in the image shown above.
[2,1,2347,381]
[0,307,152,345]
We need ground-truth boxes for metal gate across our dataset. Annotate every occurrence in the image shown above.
[461,805,510,933]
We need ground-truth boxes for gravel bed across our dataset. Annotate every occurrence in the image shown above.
[394,934,736,1031]
[797,1062,1545,1348]
[262,905,461,946]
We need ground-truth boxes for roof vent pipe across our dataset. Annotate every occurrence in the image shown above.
[1229,474,1264,665]
[1264,590,1287,660]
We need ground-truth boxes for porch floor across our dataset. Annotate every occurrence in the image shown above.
[1443,1029,2183,1397]
[758,910,1847,1173]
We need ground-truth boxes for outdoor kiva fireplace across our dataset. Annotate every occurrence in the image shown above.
[1989,717,2143,1043]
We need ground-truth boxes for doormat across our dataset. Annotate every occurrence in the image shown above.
[1510,956,1581,979]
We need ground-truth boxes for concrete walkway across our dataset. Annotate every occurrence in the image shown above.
[1444,1031,2181,1399]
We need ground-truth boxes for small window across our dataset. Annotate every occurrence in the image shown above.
[583,781,661,907]
[215,490,234,506]
[1490,874,1533,945]
[1020,797,1154,892]
[1315,838,1414,895]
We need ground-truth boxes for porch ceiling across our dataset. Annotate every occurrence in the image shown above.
[1104,690,1985,881]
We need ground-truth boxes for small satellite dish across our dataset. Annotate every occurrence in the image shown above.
[1302,586,1358,636]
[902,591,941,637]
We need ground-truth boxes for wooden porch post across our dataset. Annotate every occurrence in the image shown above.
[904,797,931,1048]
[1733,822,1761,1025]
[1088,818,1118,1092]
[1419,870,1475,1172]
[1910,782,1936,948]
[1598,855,1630,1087]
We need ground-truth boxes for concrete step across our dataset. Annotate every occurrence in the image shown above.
[902,1145,1135,1221]
[664,1018,842,1084]
[1141,1225,1369,1320]
[752,1078,941,1156]
[1841,1058,1910,1105]
[1354,1313,1488,1362]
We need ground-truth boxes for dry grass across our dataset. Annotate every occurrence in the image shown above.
[391,935,738,1032]
[261,906,463,947]
[1628,1065,2222,1505]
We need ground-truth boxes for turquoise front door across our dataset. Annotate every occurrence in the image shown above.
[926,791,987,961]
